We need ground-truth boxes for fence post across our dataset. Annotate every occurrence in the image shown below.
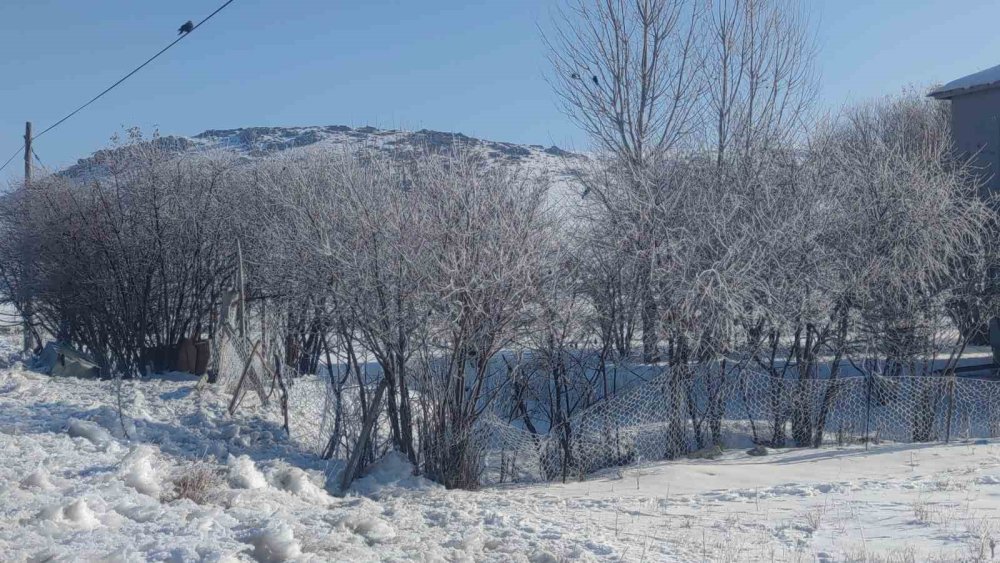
[945,372,956,444]
[864,372,872,451]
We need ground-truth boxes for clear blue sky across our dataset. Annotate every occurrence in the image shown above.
[1,0,999,181]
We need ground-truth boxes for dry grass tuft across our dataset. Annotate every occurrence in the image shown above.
[165,462,224,505]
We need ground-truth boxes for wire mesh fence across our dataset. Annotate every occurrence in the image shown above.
[210,336,1000,487]
[211,320,347,456]
[212,324,275,411]
[458,364,1000,485]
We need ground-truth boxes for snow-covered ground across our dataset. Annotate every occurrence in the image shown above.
[3,352,1000,562]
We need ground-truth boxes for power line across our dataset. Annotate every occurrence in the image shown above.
[0,0,237,175]
[0,146,22,176]
[33,0,237,142]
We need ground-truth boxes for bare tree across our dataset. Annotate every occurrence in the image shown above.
[547,0,704,361]
[700,0,817,163]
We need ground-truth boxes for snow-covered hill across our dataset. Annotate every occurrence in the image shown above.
[61,125,586,186]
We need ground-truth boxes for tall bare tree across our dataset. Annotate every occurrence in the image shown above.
[547,0,704,361]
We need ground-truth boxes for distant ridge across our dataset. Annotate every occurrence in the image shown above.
[61,125,584,183]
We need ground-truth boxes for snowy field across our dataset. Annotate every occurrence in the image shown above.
[4,357,1000,561]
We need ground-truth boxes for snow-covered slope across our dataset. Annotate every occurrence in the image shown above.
[61,125,586,186]
[5,340,1000,562]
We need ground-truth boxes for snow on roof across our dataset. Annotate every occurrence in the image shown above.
[929,63,1000,99]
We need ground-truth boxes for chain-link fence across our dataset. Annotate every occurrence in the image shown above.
[474,366,1000,484]
[212,324,276,412]
[210,336,1000,486]
[211,323,358,458]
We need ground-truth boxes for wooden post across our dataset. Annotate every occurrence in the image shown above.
[24,122,31,185]
[22,122,33,353]
[237,239,247,340]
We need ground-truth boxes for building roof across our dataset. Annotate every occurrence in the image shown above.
[929,63,1000,99]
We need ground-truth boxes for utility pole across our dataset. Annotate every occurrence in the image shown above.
[24,122,31,185]
[22,122,33,353]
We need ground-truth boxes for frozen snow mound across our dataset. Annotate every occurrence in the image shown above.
[21,467,55,490]
[36,499,101,530]
[227,455,268,490]
[350,451,440,498]
[120,445,163,497]
[245,521,302,563]
[0,368,22,394]
[338,512,397,544]
[272,466,331,505]
[63,499,101,528]
[66,418,114,448]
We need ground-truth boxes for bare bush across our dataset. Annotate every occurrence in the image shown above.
[413,152,551,489]
[0,129,243,375]
[165,462,224,505]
